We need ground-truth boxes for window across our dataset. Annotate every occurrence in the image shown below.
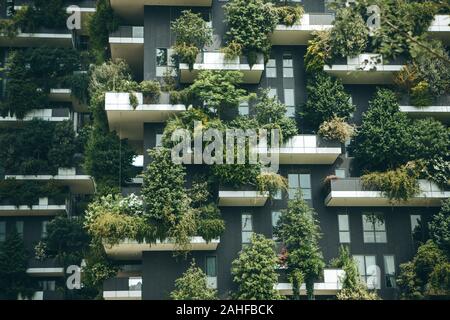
[282,54,294,78]
[362,214,387,243]
[16,221,24,238]
[238,101,249,116]
[338,214,351,243]
[354,255,380,289]
[129,277,142,291]
[266,58,277,78]
[335,169,346,178]
[272,211,282,239]
[206,256,217,289]
[288,174,311,200]
[268,88,278,99]
[241,214,253,245]
[40,280,56,291]
[410,214,421,234]
[384,255,396,288]
[284,89,295,118]
[0,222,5,242]
[156,48,168,67]
[41,221,49,239]
[155,134,163,148]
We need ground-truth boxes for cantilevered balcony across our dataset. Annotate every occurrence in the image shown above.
[109,26,144,78]
[218,189,269,207]
[110,0,212,21]
[399,95,450,123]
[276,269,344,296]
[258,135,342,165]
[0,197,68,216]
[324,54,404,84]
[5,167,95,194]
[0,25,72,47]
[103,277,142,300]
[179,52,265,84]
[104,237,220,260]
[428,15,450,44]
[271,13,334,45]
[105,92,186,141]
[0,108,71,126]
[325,178,450,207]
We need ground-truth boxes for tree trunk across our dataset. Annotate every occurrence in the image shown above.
[306,280,314,300]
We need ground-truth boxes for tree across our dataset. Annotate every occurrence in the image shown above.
[274,193,324,300]
[429,199,450,257]
[48,121,77,169]
[171,260,217,300]
[0,230,37,300]
[231,234,283,300]
[171,10,212,50]
[302,73,355,130]
[333,246,379,300]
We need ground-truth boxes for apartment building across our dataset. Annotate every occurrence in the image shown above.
[102,0,450,300]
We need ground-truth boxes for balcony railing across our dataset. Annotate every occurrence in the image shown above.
[325,178,450,207]
[179,51,265,84]
[399,95,450,122]
[110,26,144,42]
[103,276,142,300]
[428,15,450,43]
[277,269,344,296]
[0,197,68,216]
[218,189,270,207]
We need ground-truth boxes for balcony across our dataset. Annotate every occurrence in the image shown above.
[0,197,68,216]
[271,13,334,45]
[105,92,186,142]
[258,135,342,165]
[103,276,142,300]
[428,15,450,44]
[399,95,450,123]
[110,0,212,21]
[324,54,404,84]
[109,26,144,78]
[179,52,265,84]
[5,167,95,194]
[276,269,344,296]
[325,178,450,207]
[218,189,269,207]
[26,267,64,277]
[0,108,71,126]
[104,237,220,260]
[0,26,72,47]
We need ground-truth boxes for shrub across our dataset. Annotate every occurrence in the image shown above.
[257,172,288,198]
[173,43,200,70]
[221,41,243,60]
[275,5,304,26]
[129,92,139,109]
[304,31,332,73]
[361,165,420,202]
[171,10,212,50]
[171,261,217,300]
[140,80,161,103]
[318,116,355,143]
[410,81,434,107]
[302,73,355,129]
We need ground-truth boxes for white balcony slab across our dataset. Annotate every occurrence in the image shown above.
[26,268,64,277]
[277,269,344,296]
[218,190,269,207]
[0,204,67,216]
[0,30,72,47]
[104,237,220,260]
[428,15,450,43]
[179,52,265,84]
[399,105,450,122]
[325,179,450,207]
[105,92,186,141]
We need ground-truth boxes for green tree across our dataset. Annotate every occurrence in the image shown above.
[302,73,355,129]
[0,230,37,300]
[429,199,450,257]
[48,121,77,169]
[231,234,282,300]
[171,260,217,300]
[171,10,212,50]
[274,193,324,300]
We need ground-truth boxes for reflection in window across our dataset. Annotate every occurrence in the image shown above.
[266,58,277,78]
[288,174,311,200]
[129,277,142,291]
[241,214,253,245]
[354,255,380,289]
[156,48,168,67]
[362,213,387,243]
[338,214,350,243]
[384,255,396,288]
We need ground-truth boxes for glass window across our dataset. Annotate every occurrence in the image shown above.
[206,256,217,277]
[410,214,421,234]
[41,221,49,239]
[335,169,346,178]
[284,89,295,106]
[362,214,387,243]
[40,280,56,291]
[238,102,249,116]
[338,214,351,243]
[156,48,168,67]
[266,58,277,78]
[16,221,24,238]
[283,54,294,78]
[0,222,5,242]
[129,277,142,291]
[384,255,396,288]
[354,255,380,289]
[241,214,253,244]
[288,174,312,200]
[155,134,163,148]
[272,211,282,230]
[268,88,278,99]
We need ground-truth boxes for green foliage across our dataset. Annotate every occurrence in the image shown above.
[171,261,217,300]
[140,80,161,103]
[88,0,120,63]
[302,73,355,129]
[48,121,77,169]
[231,234,283,300]
[37,216,91,266]
[172,43,200,70]
[318,116,356,143]
[256,172,288,199]
[304,31,332,73]
[224,0,278,60]
[329,7,368,59]
[361,164,420,202]
[274,193,324,300]
[222,41,243,60]
[70,72,90,105]
[349,89,450,172]
[171,10,212,50]
[0,230,37,300]
[429,199,450,257]
[333,246,380,300]
[274,5,304,26]
[397,240,449,299]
